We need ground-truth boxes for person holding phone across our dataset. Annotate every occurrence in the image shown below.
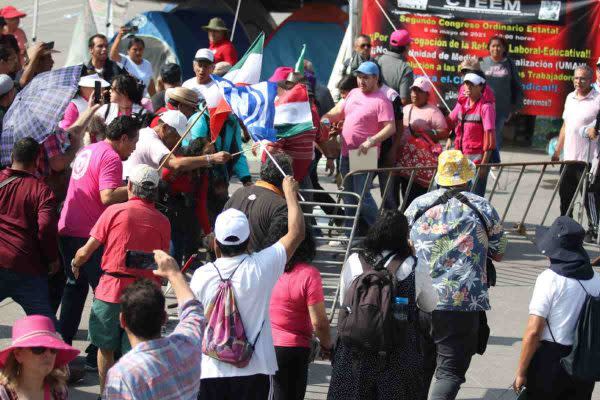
[109,28,155,97]
[70,164,170,394]
[59,73,110,130]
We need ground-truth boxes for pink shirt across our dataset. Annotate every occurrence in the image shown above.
[58,141,123,238]
[59,102,80,130]
[341,88,395,156]
[562,89,600,162]
[403,104,448,138]
[269,263,325,348]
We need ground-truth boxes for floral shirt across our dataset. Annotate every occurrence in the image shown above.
[405,189,507,311]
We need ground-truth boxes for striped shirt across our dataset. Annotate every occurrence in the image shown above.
[103,300,206,400]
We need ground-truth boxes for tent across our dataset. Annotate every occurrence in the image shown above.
[261,3,347,84]
[115,10,252,80]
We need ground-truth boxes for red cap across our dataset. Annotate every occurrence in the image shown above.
[1,6,27,19]
[390,29,412,47]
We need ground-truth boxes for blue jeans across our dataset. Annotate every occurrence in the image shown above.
[340,156,379,234]
[58,235,103,344]
[490,113,508,164]
[0,269,57,326]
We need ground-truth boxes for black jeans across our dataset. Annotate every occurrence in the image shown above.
[58,235,103,344]
[310,150,344,218]
[378,137,401,210]
[527,341,594,400]
[274,346,310,400]
[199,374,271,400]
[419,310,480,400]
[559,163,600,232]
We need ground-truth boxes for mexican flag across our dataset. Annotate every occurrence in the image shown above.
[274,84,314,139]
[223,33,264,85]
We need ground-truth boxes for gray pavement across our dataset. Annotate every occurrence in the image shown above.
[1,146,599,399]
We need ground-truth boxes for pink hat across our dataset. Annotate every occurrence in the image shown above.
[410,77,432,93]
[1,6,27,19]
[390,29,412,47]
[269,66,294,83]
[0,316,80,369]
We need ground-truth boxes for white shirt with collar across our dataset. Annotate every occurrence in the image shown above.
[562,88,600,162]
[339,251,439,312]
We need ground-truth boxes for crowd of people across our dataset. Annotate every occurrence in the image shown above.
[0,4,600,400]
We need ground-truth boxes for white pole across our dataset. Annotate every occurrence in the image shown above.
[348,0,354,55]
[374,0,452,113]
[230,0,242,42]
[31,0,39,43]
[106,0,113,37]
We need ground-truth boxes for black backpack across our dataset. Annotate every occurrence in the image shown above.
[555,281,600,381]
[337,253,416,355]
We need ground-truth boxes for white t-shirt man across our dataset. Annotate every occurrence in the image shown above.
[182,78,221,107]
[122,127,169,179]
[529,269,600,345]
[119,54,153,96]
[190,242,287,378]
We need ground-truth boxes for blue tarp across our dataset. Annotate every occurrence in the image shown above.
[122,10,250,80]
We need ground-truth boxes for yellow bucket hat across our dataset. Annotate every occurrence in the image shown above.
[435,150,476,187]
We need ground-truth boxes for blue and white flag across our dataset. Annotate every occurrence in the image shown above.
[215,76,278,142]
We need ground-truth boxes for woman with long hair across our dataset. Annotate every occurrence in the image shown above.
[0,315,79,400]
[328,210,438,400]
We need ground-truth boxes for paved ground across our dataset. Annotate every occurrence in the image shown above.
[1,146,599,399]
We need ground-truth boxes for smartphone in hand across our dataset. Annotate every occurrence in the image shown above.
[125,250,157,270]
[93,81,102,105]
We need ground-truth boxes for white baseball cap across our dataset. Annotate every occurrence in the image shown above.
[78,73,110,88]
[194,48,215,63]
[462,73,486,86]
[214,208,250,245]
[159,110,188,136]
[129,164,159,188]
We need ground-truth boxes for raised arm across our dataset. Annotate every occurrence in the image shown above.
[109,27,126,63]
[277,176,306,261]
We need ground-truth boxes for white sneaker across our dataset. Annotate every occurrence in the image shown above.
[328,239,347,248]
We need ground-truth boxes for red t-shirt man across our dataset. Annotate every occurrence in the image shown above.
[210,39,238,65]
[91,197,171,303]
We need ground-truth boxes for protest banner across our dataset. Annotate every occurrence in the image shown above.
[362,0,600,117]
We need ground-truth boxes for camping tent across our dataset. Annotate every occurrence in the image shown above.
[115,10,252,80]
[261,3,347,84]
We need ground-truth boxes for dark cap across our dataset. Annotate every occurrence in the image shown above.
[160,63,182,85]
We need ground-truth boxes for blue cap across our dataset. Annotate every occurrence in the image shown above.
[354,61,379,77]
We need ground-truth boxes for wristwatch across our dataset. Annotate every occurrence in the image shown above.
[365,137,374,147]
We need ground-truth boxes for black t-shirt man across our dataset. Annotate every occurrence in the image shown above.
[224,181,287,253]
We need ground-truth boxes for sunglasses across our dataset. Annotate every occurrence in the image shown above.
[29,347,58,355]
[359,43,372,49]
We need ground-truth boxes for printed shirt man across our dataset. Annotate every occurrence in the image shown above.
[58,141,123,238]
[405,190,507,310]
[103,300,206,400]
[341,87,395,156]
[562,87,600,162]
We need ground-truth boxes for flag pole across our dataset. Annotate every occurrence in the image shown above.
[230,0,243,42]
[374,0,452,114]
[258,140,306,201]
[158,104,209,170]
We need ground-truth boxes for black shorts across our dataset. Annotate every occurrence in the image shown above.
[198,374,272,400]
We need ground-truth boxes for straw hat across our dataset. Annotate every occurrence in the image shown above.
[166,87,199,108]
[435,150,476,187]
[0,316,80,369]
[202,17,229,32]
[458,56,481,73]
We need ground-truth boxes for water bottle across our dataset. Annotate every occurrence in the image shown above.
[392,297,409,321]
